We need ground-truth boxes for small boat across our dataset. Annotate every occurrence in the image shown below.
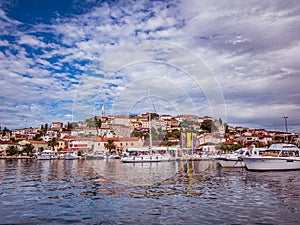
[64,150,79,160]
[86,151,105,159]
[106,153,121,159]
[36,149,58,160]
[121,151,171,163]
[242,143,300,171]
[216,146,265,168]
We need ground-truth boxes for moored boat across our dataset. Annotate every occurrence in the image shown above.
[64,150,79,160]
[36,149,58,160]
[121,89,171,163]
[242,143,300,171]
[121,150,171,163]
[216,146,265,168]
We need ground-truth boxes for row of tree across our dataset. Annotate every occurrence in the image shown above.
[6,144,34,157]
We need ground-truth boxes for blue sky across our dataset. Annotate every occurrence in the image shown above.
[1,0,300,132]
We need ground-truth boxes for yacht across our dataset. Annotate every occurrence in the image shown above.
[242,143,300,171]
[64,150,79,160]
[216,146,265,168]
[36,149,58,160]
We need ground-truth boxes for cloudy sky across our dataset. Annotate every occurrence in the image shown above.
[0,0,299,132]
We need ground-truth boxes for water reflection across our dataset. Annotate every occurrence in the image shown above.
[1,159,300,224]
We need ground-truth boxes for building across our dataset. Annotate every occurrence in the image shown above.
[0,141,18,156]
[27,140,48,152]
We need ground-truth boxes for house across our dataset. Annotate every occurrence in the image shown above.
[50,122,63,131]
[68,137,94,152]
[54,138,67,152]
[27,140,48,152]
[110,124,132,137]
[0,141,18,156]
[113,137,144,152]
[199,142,217,153]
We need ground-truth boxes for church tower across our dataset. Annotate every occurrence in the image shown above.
[101,105,105,118]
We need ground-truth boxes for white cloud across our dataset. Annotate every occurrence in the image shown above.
[0,0,300,131]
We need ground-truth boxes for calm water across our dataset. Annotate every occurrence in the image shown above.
[1,159,300,224]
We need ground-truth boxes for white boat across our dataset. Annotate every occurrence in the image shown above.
[121,151,171,163]
[216,146,265,168]
[107,153,121,159]
[64,150,79,160]
[36,149,58,160]
[121,89,171,163]
[86,151,105,159]
[242,143,300,171]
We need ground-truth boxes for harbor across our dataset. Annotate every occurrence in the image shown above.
[1,158,300,224]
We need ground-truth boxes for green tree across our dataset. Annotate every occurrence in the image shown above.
[2,127,11,139]
[6,146,18,156]
[200,120,217,133]
[132,131,143,138]
[104,139,116,153]
[94,116,102,136]
[48,138,58,150]
[150,113,159,120]
[23,144,34,156]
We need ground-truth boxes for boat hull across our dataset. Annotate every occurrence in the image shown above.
[121,155,171,163]
[216,158,245,168]
[36,150,58,160]
[243,157,300,171]
[36,155,58,160]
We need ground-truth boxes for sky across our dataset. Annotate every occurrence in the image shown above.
[0,0,299,132]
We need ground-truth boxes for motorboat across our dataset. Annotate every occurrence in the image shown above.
[242,143,300,171]
[107,154,120,159]
[36,149,58,160]
[86,151,105,159]
[216,146,265,168]
[64,150,79,160]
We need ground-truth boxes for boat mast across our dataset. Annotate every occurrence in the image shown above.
[148,88,152,154]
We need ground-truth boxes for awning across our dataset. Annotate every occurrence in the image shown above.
[18,140,30,145]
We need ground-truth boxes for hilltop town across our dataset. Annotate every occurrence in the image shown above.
[0,109,299,158]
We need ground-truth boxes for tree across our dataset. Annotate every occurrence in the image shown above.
[67,122,72,130]
[2,127,11,139]
[150,113,159,120]
[48,138,58,150]
[94,116,102,136]
[218,118,223,125]
[104,139,116,153]
[200,120,217,133]
[23,144,34,156]
[41,123,48,136]
[6,146,18,156]
[33,133,42,141]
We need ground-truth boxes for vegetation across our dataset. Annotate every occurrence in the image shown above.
[200,120,217,133]
[164,129,181,140]
[22,144,34,156]
[218,143,245,152]
[6,146,19,156]
[48,138,58,150]
[104,139,116,153]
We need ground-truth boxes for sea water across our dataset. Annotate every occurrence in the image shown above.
[1,159,300,224]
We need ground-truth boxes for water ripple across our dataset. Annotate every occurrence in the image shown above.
[1,159,300,224]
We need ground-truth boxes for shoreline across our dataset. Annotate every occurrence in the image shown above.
[0,156,35,159]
